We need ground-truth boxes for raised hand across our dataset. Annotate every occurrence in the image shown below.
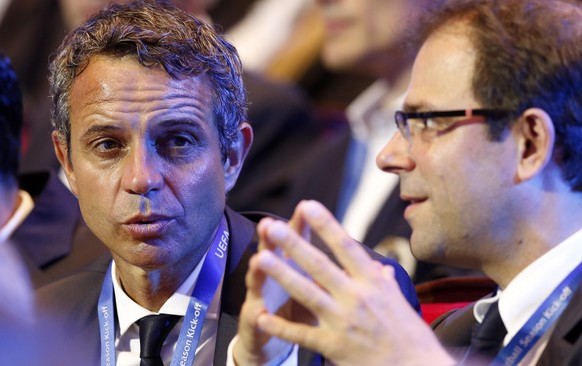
[242,200,454,366]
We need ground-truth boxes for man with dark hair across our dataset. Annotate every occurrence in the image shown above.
[0,46,106,292]
[0,50,34,322]
[233,0,582,364]
[0,49,84,365]
[0,53,21,184]
[37,2,418,365]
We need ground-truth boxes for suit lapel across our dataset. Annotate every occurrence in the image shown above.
[435,285,582,365]
[214,208,258,365]
[537,284,582,365]
[431,302,477,361]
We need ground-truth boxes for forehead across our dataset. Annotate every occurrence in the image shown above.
[72,54,202,92]
[69,55,211,113]
[404,21,479,110]
[319,0,416,36]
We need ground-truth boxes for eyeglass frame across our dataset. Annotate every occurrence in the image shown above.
[394,108,511,141]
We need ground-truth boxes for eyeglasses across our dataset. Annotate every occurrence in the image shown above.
[394,109,510,141]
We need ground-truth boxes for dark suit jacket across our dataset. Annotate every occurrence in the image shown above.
[432,284,582,365]
[12,171,108,288]
[36,207,419,365]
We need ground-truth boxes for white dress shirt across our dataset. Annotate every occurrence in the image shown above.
[338,81,419,275]
[473,228,582,365]
[112,252,222,366]
[340,80,401,243]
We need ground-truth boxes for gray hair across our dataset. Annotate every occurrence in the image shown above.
[50,0,247,161]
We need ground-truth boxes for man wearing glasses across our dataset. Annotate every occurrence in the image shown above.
[231,0,582,365]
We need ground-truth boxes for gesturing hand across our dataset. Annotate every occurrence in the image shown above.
[241,200,454,366]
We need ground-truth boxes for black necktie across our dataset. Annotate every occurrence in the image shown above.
[137,314,180,366]
[465,301,507,365]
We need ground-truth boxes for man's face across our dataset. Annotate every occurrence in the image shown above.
[55,55,239,271]
[376,23,519,269]
[315,0,420,72]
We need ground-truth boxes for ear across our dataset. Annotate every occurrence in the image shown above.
[223,122,253,193]
[514,108,555,182]
[52,131,79,196]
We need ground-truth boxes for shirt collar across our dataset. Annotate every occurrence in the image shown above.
[113,249,217,338]
[0,190,34,243]
[487,228,582,344]
[473,290,502,323]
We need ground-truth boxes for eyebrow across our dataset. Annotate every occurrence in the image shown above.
[156,119,205,129]
[78,117,209,144]
[80,124,123,141]
[402,101,439,113]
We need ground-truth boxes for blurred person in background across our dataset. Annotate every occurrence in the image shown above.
[0,40,105,289]
[0,48,53,366]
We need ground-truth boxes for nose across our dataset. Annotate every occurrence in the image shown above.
[121,143,163,195]
[376,131,415,174]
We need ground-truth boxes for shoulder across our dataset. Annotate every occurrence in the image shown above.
[538,284,582,365]
[223,208,285,280]
[32,255,109,364]
[35,255,111,324]
[431,301,476,361]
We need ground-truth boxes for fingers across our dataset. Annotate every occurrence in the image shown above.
[237,246,299,365]
[240,255,269,333]
[258,218,358,298]
[236,259,270,361]
[288,203,311,242]
[380,263,395,280]
[257,217,276,252]
[250,249,341,320]
[255,312,322,352]
[291,200,377,280]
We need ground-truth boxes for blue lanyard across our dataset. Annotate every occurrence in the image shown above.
[98,268,115,366]
[491,261,582,366]
[98,216,229,366]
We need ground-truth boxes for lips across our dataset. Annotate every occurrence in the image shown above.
[401,195,428,220]
[121,215,174,240]
[323,17,353,37]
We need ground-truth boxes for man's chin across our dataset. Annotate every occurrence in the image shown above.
[410,236,447,263]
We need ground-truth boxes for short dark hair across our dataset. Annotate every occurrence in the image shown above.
[50,0,247,162]
[415,0,582,191]
[0,51,22,182]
